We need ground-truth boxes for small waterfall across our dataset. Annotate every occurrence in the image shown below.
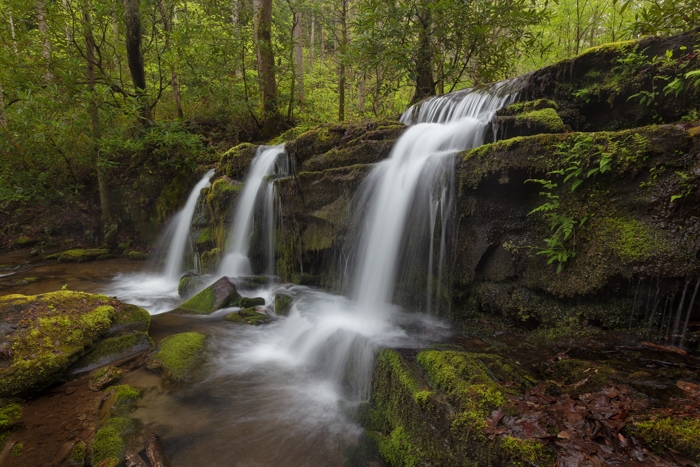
[164,169,215,281]
[219,145,288,277]
[224,82,520,403]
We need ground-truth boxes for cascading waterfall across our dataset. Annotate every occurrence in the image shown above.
[219,144,288,277]
[163,169,215,281]
[223,81,520,405]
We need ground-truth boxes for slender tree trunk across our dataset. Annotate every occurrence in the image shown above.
[412,6,435,103]
[123,0,151,124]
[158,0,183,118]
[253,0,263,101]
[0,83,6,128]
[338,0,347,122]
[257,0,280,138]
[293,12,304,103]
[310,13,315,66]
[61,0,71,44]
[85,8,113,243]
[320,21,325,60]
[36,1,53,81]
[357,76,365,112]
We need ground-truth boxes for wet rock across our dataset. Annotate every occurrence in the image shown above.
[233,275,279,290]
[126,251,147,261]
[225,308,271,325]
[14,236,38,248]
[146,433,171,467]
[125,452,149,467]
[88,367,123,391]
[147,332,207,381]
[177,273,207,299]
[45,249,109,262]
[0,292,124,398]
[106,303,151,336]
[70,332,152,375]
[239,297,265,308]
[177,277,241,314]
[274,294,293,316]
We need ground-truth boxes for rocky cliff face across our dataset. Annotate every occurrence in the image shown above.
[197,30,700,343]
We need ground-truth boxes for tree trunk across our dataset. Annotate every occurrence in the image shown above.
[85,8,114,244]
[310,13,315,65]
[123,0,152,125]
[36,1,53,81]
[412,6,435,103]
[0,83,6,128]
[158,0,183,118]
[257,0,281,138]
[357,76,365,112]
[253,0,263,100]
[294,12,304,103]
[338,0,347,121]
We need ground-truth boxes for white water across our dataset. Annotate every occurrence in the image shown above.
[106,170,213,314]
[218,145,287,277]
[164,169,215,281]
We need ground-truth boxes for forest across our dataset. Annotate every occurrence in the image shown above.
[0,0,698,247]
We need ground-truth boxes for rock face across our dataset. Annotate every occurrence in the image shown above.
[0,292,151,398]
[176,277,241,314]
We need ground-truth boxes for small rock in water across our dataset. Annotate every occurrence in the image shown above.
[125,452,149,467]
[88,366,123,391]
[146,433,171,467]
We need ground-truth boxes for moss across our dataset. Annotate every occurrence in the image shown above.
[601,217,667,262]
[501,436,553,466]
[578,39,637,58]
[368,426,423,467]
[89,366,123,391]
[225,309,271,325]
[50,249,109,262]
[498,99,558,116]
[218,143,259,180]
[239,297,265,308]
[91,426,126,465]
[70,441,86,463]
[111,303,150,332]
[0,292,118,398]
[109,384,141,404]
[0,403,21,431]
[195,228,215,250]
[15,236,37,247]
[11,442,22,457]
[178,287,215,314]
[515,108,565,133]
[148,332,207,381]
[275,294,293,316]
[127,251,147,260]
[634,417,700,461]
[200,248,221,273]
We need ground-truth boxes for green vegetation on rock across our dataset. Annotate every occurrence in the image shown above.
[634,417,700,462]
[275,295,293,316]
[74,332,153,372]
[45,249,110,262]
[11,442,23,457]
[148,332,207,381]
[91,426,126,465]
[178,277,241,314]
[225,308,271,325]
[239,297,265,308]
[515,108,565,133]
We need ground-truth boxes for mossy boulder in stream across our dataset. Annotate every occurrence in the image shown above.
[177,277,241,314]
[92,385,142,466]
[147,332,208,381]
[239,297,265,308]
[70,332,153,374]
[225,307,271,325]
[45,249,110,262]
[0,292,114,398]
[632,417,700,462]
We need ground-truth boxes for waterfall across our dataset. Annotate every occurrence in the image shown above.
[224,82,519,403]
[163,169,215,281]
[219,144,288,277]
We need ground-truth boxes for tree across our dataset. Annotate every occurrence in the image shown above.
[123,0,151,124]
[257,0,281,138]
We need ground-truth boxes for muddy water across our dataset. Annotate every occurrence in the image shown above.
[0,250,386,466]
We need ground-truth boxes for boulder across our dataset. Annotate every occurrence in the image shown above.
[225,307,271,325]
[45,249,110,262]
[239,297,265,308]
[147,332,207,381]
[177,277,241,314]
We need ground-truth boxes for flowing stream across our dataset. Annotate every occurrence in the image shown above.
[101,84,517,464]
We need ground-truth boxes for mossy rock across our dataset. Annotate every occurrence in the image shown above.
[177,277,241,314]
[364,349,553,467]
[239,297,265,308]
[497,99,559,116]
[0,292,123,398]
[14,237,37,248]
[492,108,565,140]
[126,251,147,261]
[0,401,21,437]
[45,249,110,262]
[88,366,123,391]
[217,143,259,180]
[70,440,86,464]
[91,414,136,466]
[632,417,700,462]
[108,303,150,335]
[199,248,221,274]
[225,308,271,325]
[195,228,216,252]
[147,332,208,381]
[70,332,153,374]
[98,385,142,422]
[177,274,208,299]
[274,294,293,316]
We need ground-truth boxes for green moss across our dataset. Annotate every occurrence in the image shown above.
[112,304,150,331]
[11,442,22,457]
[109,384,141,404]
[89,366,123,390]
[53,249,109,262]
[601,217,667,262]
[200,248,221,273]
[0,292,118,398]
[15,236,37,247]
[127,251,147,260]
[196,228,215,250]
[499,99,558,116]
[91,426,125,465]
[275,295,293,316]
[148,332,207,381]
[70,441,86,463]
[515,108,565,132]
[179,287,216,314]
[239,297,265,308]
[369,426,423,467]
[578,39,636,58]
[225,309,271,325]
[634,417,700,461]
[0,403,21,431]
[501,436,553,466]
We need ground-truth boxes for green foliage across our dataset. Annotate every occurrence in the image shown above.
[633,0,700,36]
[634,417,700,461]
